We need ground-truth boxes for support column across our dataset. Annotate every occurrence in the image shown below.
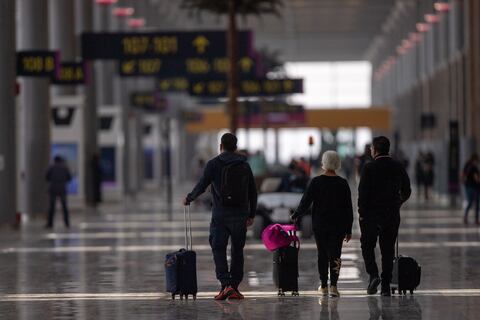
[93,2,114,106]
[466,0,480,151]
[0,0,17,224]
[76,0,99,206]
[274,128,280,165]
[17,0,51,216]
[49,0,75,95]
[112,15,134,196]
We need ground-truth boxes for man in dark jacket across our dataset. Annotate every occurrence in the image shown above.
[46,155,72,228]
[358,136,411,296]
[184,133,257,300]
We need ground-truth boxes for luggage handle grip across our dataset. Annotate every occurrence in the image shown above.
[184,205,193,251]
[288,230,300,250]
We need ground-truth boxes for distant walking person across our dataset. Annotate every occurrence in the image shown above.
[356,144,373,178]
[462,154,480,225]
[423,151,435,200]
[358,136,411,296]
[291,151,353,298]
[91,153,103,205]
[46,156,72,229]
[414,152,425,194]
[184,133,257,300]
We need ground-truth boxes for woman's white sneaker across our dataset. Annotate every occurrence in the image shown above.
[318,286,329,296]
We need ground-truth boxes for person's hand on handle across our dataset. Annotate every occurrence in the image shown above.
[290,210,299,225]
[183,197,190,206]
[246,218,254,227]
[344,234,352,243]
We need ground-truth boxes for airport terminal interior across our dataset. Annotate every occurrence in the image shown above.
[1,0,480,319]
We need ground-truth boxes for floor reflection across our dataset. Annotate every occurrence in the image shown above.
[319,297,339,320]
[214,300,244,320]
[367,296,422,320]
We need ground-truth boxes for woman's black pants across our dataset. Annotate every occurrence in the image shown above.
[314,228,344,286]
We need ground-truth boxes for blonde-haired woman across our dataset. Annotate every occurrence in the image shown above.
[291,151,353,297]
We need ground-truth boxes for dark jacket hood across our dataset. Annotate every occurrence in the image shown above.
[218,151,247,165]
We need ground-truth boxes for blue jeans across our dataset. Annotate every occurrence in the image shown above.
[209,216,247,289]
[465,186,480,221]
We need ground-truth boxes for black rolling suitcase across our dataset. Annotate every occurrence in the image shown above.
[165,206,198,300]
[273,230,299,296]
[390,237,421,295]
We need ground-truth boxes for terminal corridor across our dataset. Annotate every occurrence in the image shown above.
[2,0,480,319]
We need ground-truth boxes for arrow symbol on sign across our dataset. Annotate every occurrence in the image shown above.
[193,82,205,94]
[240,57,253,73]
[192,36,210,54]
[159,80,170,91]
[122,60,136,74]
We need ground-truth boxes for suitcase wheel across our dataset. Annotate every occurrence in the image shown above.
[278,289,285,297]
[292,291,299,296]
[171,294,176,300]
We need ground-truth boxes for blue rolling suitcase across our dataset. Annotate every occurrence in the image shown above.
[165,206,198,300]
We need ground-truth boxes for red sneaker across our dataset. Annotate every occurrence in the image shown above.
[215,286,235,300]
[228,288,245,300]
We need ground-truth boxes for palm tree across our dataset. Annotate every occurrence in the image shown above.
[182,0,283,134]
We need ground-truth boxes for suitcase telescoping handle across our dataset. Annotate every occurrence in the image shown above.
[184,205,193,251]
[396,234,399,258]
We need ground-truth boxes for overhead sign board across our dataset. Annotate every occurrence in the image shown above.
[82,31,253,60]
[189,78,304,97]
[52,62,89,85]
[119,56,258,78]
[17,50,60,77]
[130,91,168,112]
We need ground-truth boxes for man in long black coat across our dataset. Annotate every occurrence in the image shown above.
[358,136,411,296]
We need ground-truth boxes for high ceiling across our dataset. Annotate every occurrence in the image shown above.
[139,0,396,62]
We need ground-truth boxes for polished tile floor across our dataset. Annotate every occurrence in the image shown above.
[1,192,479,319]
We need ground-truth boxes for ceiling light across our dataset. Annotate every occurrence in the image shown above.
[400,39,413,52]
[96,0,118,5]
[409,32,422,43]
[113,7,135,17]
[425,14,440,24]
[434,2,451,12]
[128,18,146,29]
[416,22,430,33]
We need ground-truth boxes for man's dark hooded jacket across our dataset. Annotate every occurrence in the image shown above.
[187,152,257,219]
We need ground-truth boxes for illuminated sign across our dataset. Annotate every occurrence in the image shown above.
[240,102,304,115]
[118,56,258,78]
[52,62,88,85]
[82,31,253,60]
[156,77,190,92]
[240,102,305,126]
[189,78,303,97]
[130,92,168,112]
[17,51,60,77]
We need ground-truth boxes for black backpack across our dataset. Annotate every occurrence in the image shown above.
[220,162,251,207]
